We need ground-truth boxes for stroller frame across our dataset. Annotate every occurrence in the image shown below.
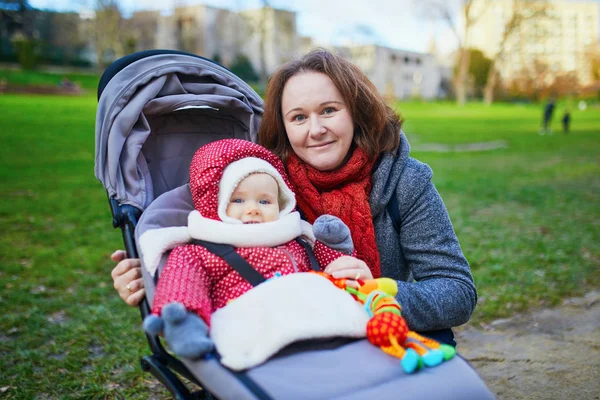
[110,196,202,399]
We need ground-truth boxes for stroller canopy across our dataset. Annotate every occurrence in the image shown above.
[94,51,264,210]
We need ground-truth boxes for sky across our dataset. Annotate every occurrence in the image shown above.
[27,0,463,54]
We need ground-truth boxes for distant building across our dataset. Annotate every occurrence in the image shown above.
[466,0,600,86]
[334,44,442,100]
[135,5,300,77]
[120,5,443,99]
[128,11,161,51]
[152,5,245,67]
[1,3,447,99]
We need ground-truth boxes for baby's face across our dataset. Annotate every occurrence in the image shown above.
[226,173,280,224]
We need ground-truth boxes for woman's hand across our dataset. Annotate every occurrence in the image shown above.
[324,256,373,288]
[111,250,145,306]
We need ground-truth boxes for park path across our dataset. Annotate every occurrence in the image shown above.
[456,291,600,400]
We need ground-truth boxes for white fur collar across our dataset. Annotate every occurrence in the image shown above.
[139,211,314,276]
[188,210,302,247]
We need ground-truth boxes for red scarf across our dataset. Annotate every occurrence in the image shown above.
[286,148,381,278]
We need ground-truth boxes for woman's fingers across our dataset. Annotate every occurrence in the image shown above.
[114,266,143,301]
[125,281,146,306]
[324,256,373,280]
[110,251,146,306]
[324,256,362,272]
[331,268,370,280]
[111,257,141,280]
[110,250,127,263]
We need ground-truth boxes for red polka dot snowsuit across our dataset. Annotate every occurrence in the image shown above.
[150,140,347,325]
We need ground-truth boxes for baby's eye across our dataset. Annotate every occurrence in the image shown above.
[230,198,243,204]
[259,199,271,205]
[293,114,306,122]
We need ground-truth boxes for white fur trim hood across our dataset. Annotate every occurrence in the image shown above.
[218,157,296,223]
[139,211,314,276]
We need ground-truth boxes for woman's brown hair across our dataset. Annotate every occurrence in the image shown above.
[258,48,402,162]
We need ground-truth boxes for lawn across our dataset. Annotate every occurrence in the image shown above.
[0,93,598,398]
[0,68,100,92]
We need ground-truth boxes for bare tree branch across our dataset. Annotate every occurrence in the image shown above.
[484,0,551,105]
[415,0,482,105]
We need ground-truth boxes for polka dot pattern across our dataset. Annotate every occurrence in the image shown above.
[367,312,408,346]
[151,239,330,326]
[313,241,355,266]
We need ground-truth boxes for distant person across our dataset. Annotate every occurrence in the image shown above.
[562,109,571,134]
[540,97,556,135]
[60,77,80,93]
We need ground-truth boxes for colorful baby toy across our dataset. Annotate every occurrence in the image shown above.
[313,272,456,374]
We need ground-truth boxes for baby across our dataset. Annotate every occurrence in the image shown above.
[141,139,361,365]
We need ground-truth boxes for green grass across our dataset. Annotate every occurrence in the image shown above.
[0,68,100,92]
[0,93,598,398]
[399,101,600,321]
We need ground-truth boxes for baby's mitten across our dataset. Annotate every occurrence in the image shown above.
[143,302,214,359]
[313,215,354,254]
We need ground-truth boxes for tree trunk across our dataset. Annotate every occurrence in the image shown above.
[484,63,498,106]
[258,5,269,85]
[455,47,471,106]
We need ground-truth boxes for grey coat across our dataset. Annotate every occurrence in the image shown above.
[370,132,477,332]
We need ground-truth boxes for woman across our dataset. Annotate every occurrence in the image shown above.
[113,49,476,339]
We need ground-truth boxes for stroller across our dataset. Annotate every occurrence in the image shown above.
[95,50,493,400]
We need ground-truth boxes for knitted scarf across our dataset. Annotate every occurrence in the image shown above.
[286,148,381,278]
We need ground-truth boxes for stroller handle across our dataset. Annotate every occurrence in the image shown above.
[108,195,141,258]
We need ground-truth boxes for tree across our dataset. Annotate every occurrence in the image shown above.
[584,41,600,81]
[483,0,550,105]
[258,3,268,84]
[468,48,492,98]
[83,0,124,70]
[416,0,487,106]
[1,0,38,67]
[548,72,579,98]
[0,0,35,38]
[237,0,271,84]
[230,53,259,82]
[508,59,550,101]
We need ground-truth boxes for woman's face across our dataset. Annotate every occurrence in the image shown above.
[281,71,354,171]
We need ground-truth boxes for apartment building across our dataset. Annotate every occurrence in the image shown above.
[335,45,442,100]
[466,0,599,85]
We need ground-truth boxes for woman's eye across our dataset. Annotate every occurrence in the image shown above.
[322,107,335,115]
[293,114,306,122]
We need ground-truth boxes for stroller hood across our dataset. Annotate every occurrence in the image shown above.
[94,52,263,210]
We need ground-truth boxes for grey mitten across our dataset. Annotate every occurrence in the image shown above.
[143,302,214,359]
[312,214,354,254]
